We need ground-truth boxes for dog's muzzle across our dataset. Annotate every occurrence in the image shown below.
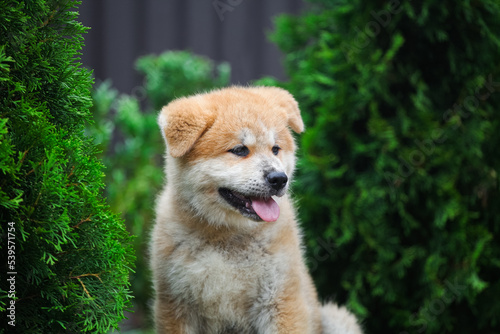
[219,171,288,223]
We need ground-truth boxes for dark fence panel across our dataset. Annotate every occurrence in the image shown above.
[79,0,304,94]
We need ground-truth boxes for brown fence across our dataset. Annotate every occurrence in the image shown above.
[79,0,304,94]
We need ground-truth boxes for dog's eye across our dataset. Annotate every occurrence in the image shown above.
[272,145,281,156]
[228,145,250,157]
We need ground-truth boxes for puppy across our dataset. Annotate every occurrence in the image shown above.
[150,86,363,334]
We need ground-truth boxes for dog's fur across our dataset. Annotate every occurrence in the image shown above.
[150,86,363,333]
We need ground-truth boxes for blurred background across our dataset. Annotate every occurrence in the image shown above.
[78,1,500,333]
[79,0,303,92]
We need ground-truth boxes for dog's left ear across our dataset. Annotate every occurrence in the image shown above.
[251,87,304,134]
[158,96,214,158]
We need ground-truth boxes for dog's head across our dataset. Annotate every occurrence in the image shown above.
[158,86,304,226]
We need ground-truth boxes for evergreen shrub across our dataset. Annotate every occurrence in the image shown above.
[265,0,500,333]
[88,50,230,320]
[0,1,134,332]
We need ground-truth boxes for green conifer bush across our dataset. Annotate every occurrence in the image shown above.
[88,50,230,321]
[265,0,500,333]
[0,1,134,332]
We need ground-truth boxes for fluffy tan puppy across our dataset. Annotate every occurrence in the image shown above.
[150,86,363,334]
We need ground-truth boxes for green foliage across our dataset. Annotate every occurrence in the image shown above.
[0,1,134,333]
[135,51,230,110]
[89,51,230,320]
[265,0,500,333]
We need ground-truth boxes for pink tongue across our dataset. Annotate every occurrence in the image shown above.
[251,197,280,222]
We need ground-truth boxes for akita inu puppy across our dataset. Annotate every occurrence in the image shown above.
[150,86,363,334]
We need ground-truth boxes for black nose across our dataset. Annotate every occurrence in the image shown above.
[266,171,288,191]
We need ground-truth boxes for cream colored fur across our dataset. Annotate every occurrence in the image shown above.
[150,86,363,333]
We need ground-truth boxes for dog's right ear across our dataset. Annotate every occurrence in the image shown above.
[158,97,214,158]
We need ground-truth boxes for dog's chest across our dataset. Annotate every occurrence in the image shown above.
[166,234,282,325]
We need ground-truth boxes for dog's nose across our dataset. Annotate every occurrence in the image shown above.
[266,171,288,191]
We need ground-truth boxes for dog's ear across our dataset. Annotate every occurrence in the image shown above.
[279,90,304,134]
[250,87,304,133]
[158,97,214,158]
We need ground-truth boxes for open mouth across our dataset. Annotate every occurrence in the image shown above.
[218,188,280,222]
